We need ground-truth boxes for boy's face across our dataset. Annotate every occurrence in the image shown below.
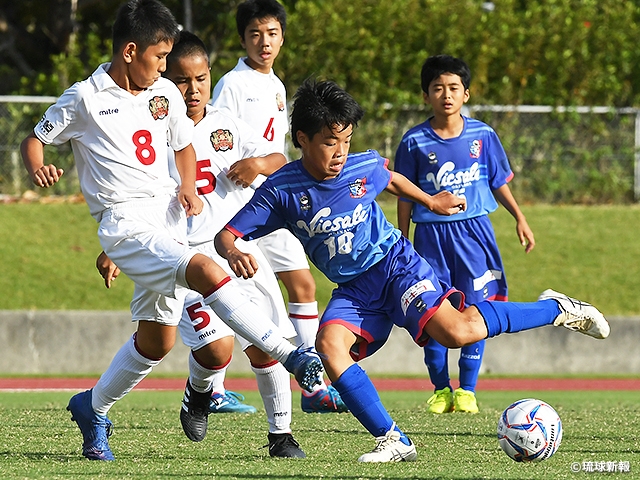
[241,16,284,74]
[165,53,211,124]
[424,73,469,118]
[297,124,353,181]
[126,40,174,91]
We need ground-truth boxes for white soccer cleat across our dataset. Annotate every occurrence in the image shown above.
[538,289,610,339]
[357,426,417,463]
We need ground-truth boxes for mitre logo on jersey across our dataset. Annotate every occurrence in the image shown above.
[469,139,482,158]
[426,161,480,190]
[275,93,285,112]
[210,129,234,152]
[296,203,368,238]
[149,96,169,120]
[348,178,367,198]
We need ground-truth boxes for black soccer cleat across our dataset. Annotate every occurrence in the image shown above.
[267,432,307,458]
[180,380,212,442]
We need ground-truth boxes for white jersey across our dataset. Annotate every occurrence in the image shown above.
[211,57,288,155]
[34,63,193,220]
[169,106,274,246]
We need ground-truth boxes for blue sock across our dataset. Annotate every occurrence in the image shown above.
[458,339,485,392]
[332,363,410,445]
[476,299,560,338]
[423,339,451,391]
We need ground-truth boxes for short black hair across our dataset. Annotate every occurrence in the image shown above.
[236,0,287,38]
[112,0,180,54]
[290,78,365,148]
[166,31,209,72]
[421,54,471,94]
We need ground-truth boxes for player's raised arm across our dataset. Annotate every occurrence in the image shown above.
[386,171,466,216]
[173,143,203,217]
[226,152,286,188]
[20,132,64,188]
[214,228,260,279]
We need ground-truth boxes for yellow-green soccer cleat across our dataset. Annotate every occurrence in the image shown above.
[453,387,479,413]
[426,386,454,414]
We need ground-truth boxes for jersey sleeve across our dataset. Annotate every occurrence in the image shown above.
[485,129,514,190]
[393,136,418,203]
[34,83,85,146]
[225,183,286,240]
[166,84,194,151]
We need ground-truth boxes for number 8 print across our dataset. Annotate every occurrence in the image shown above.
[132,130,156,165]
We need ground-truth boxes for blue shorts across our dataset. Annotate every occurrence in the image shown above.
[319,236,464,361]
[413,215,508,306]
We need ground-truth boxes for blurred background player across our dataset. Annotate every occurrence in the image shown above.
[210,0,346,414]
[394,54,535,414]
[21,0,322,461]
[214,77,609,462]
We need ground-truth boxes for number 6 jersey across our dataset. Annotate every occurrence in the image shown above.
[33,63,193,220]
[225,149,402,284]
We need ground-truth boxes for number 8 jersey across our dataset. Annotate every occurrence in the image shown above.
[225,149,401,284]
[33,63,193,220]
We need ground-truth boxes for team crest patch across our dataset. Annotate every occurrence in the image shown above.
[348,178,367,198]
[427,151,438,164]
[210,129,234,152]
[276,93,285,112]
[149,96,169,120]
[299,193,311,211]
[469,139,482,159]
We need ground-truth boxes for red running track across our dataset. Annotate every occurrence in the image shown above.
[1,377,639,391]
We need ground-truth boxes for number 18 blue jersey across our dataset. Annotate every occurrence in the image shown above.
[225,149,401,284]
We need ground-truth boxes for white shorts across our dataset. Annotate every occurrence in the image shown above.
[178,239,295,351]
[257,229,310,273]
[98,195,196,297]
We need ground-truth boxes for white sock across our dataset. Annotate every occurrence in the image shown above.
[188,351,222,393]
[92,334,161,415]
[288,301,319,349]
[289,301,327,393]
[203,280,295,363]
[252,360,292,434]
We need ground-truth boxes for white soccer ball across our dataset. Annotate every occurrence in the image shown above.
[497,398,563,462]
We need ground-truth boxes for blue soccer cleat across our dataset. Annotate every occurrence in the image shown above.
[67,389,115,461]
[301,385,349,413]
[282,346,323,393]
[210,391,258,414]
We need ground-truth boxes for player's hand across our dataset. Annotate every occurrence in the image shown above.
[179,189,204,217]
[516,219,535,253]
[429,191,467,216]
[31,164,64,188]
[226,250,259,279]
[96,251,120,289]
[226,158,261,188]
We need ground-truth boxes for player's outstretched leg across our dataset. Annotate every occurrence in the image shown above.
[282,346,323,392]
[180,380,213,442]
[539,289,610,339]
[67,389,115,461]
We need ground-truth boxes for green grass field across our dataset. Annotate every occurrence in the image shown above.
[1,389,638,479]
[3,199,640,314]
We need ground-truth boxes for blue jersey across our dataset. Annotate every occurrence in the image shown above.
[225,149,401,284]
[394,116,513,223]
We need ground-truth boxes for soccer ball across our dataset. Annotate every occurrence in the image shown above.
[497,398,563,462]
